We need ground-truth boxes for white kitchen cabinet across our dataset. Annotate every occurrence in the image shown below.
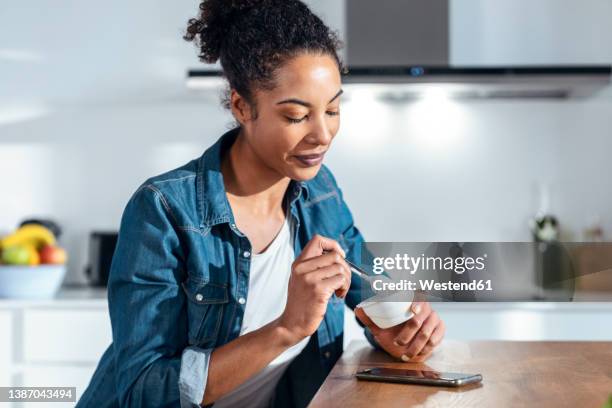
[0,311,13,386]
[0,288,109,407]
[23,309,111,363]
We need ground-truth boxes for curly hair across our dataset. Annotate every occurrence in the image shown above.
[184,0,345,115]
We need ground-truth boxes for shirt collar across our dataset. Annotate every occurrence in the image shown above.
[197,127,310,227]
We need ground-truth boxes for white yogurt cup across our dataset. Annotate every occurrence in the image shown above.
[356,291,415,329]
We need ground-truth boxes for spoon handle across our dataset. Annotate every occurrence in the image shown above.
[322,250,372,281]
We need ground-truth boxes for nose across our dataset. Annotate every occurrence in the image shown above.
[304,115,333,146]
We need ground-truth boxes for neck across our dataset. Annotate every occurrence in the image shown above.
[221,129,291,217]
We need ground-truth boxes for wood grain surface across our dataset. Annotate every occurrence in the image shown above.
[308,340,612,408]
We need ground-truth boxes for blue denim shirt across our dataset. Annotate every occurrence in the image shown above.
[76,127,374,408]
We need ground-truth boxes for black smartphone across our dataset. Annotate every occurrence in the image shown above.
[356,367,482,387]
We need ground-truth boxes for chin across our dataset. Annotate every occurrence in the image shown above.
[288,164,322,181]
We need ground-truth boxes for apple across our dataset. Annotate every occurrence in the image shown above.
[1,245,31,265]
[39,245,67,265]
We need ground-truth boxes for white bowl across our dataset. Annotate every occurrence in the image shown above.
[357,291,415,329]
[0,265,66,299]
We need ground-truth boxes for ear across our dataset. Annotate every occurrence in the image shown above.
[230,89,255,125]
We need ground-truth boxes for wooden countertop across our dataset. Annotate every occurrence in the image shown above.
[309,340,612,408]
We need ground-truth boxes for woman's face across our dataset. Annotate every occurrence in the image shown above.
[234,53,342,182]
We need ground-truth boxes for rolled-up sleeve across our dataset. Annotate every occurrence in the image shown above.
[179,346,212,407]
[108,183,211,407]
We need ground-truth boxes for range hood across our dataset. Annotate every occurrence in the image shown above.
[187,0,611,99]
[341,66,611,99]
[341,0,611,99]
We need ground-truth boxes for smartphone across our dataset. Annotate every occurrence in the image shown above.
[356,367,482,387]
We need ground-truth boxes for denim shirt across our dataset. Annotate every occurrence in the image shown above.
[76,127,374,408]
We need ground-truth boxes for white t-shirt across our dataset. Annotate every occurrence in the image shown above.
[213,213,311,408]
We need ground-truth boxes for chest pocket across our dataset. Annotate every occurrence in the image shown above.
[181,278,228,347]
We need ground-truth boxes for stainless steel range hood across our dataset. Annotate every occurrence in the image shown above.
[187,0,611,99]
[341,66,612,99]
[342,0,611,99]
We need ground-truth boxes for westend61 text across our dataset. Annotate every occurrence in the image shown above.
[372,279,493,292]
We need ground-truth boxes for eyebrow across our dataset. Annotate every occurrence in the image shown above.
[276,89,344,108]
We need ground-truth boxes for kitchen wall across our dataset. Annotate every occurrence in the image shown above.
[1,0,612,285]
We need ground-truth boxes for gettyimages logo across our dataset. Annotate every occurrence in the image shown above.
[360,242,612,302]
[372,253,487,275]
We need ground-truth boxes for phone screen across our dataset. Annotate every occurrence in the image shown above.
[367,368,470,381]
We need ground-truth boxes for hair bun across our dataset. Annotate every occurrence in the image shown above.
[184,0,276,63]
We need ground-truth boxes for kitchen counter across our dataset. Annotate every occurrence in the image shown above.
[0,285,107,308]
[309,340,612,408]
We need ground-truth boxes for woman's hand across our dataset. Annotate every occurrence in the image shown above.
[278,234,351,345]
[355,300,445,362]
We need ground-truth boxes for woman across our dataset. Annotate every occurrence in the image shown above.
[77,1,445,407]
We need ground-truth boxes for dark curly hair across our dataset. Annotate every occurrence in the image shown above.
[184,0,345,116]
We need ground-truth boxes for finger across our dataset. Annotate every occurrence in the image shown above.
[319,250,351,281]
[402,311,440,359]
[317,249,351,298]
[394,302,432,346]
[329,266,351,299]
[354,307,381,335]
[318,239,346,259]
[407,350,432,363]
[414,345,434,361]
[303,259,351,299]
[414,322,445,360]
[423,320,445,351]
[410,300,426,315]
[334,272,351,299]
[316,273,346,299]
[297,234,345,262]
[305,264,347,282]
[327,254,351,298]
[295,251,350,277]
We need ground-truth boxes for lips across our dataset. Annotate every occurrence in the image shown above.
[293,152,325,167]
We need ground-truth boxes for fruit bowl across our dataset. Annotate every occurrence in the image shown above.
[0,264,66,299]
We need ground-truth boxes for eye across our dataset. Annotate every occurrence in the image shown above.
[286,115,307,124]
[326,110,340,117]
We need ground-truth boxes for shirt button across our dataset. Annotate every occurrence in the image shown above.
[324,351,331,358]
[243,250,251,258]
[238,297,246,305]
[195,293,203,302]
